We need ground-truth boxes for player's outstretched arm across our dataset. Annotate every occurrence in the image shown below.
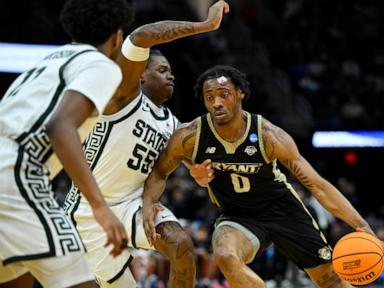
[261,117,374,235]
[143,121,197,243]
[112,0,230,113]
[129,0,229,48]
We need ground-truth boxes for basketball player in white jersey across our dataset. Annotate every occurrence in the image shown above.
[0,0,134,287]
[63,1,230,287]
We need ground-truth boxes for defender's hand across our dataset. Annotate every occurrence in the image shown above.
[190,159,215,186]
[93,205,128,257]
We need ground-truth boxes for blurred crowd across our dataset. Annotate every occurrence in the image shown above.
[2,0,384,287]
[126,0,384,141]
[2,0,383,137]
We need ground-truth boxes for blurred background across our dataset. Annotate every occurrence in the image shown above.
[1,0,383,287]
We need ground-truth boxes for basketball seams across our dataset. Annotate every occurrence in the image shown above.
[337,236,384,252]
[333,252,383,261]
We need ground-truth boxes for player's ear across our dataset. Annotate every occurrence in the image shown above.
[140,75,145,84]
[239,89,245,99]
[113,29,124,49]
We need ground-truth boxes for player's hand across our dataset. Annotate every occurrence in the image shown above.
[356,226,376,236]
[143,201,164,245]
[205,0,230,31]
[92,205,128,257]
[356,227,384,249]
[190,159,215,186]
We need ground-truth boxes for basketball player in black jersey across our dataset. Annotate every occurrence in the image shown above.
[142,65,376,287]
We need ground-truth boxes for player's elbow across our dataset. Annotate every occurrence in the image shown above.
[45,118,62,138]
[129,28,153,48]
[151,165,168,182]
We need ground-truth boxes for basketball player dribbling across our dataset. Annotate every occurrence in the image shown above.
[142,65,377,288]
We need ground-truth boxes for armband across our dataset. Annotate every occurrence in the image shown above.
[121,35,149,61]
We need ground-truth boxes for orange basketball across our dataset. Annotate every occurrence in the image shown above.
[332,231,384,286]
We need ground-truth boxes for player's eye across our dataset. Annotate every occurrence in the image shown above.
[205,95,213,101]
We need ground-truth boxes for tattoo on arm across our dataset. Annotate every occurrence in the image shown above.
[280,159,315,189]
[180,121,197,153]
[163,156,180,173]
[262,123,277,159]
[181,131,195,150]
[263,119,314,191]
[147,22,195,42]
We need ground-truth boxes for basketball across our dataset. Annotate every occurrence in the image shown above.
[332,231,384,286]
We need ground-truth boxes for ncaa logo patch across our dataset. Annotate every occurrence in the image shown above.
[249,133,258,143]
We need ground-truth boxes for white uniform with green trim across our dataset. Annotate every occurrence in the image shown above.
[64,94,179,284]
[0,43,121,287]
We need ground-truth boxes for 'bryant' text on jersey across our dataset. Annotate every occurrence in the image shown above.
[211,162,263,174]
[127,119,168,174]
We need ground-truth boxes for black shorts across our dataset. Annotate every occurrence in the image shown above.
[215,193,332,269]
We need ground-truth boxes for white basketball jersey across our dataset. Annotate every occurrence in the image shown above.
[0,44,121,264]
[65,93,178,213]
[0,43,122,177]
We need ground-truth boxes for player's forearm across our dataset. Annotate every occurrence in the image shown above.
[312,181,369,230]
[47,122,106,209]
[143,168,167,204]
[129,19,216,48]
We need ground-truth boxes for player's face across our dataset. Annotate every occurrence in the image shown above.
[141,56,174,105]
[203,77,243,125]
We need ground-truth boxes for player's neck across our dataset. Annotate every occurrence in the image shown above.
[142,88,164,107]
[213,111,247,143]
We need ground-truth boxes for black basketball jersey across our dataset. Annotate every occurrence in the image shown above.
[192,112,294,215]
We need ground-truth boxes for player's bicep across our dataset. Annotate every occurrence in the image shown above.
[155,123,197,176]
[153,130,187,176]
[262,118,300,161]
[270,125,325,191]
[115,53,147,100]
[155,142,183,176]
[262,117,322,190]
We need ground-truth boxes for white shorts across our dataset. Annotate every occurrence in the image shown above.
[73,197,179,284]
[0,137,90,286]
[0,251,94,287]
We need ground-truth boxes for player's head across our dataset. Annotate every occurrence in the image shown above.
[60,0,133,51]
[194,65,250,124]
[141,50,175,106]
